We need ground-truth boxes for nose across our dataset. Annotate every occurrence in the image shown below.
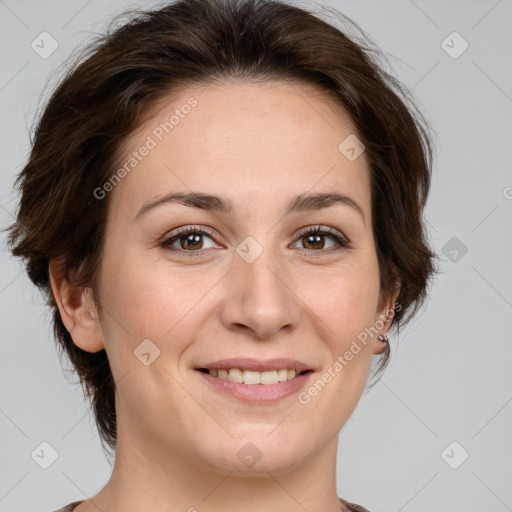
[219,247,302,340]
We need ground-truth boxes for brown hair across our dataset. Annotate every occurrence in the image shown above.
[5,0,438,457]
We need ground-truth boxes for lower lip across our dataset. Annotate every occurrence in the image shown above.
[196,370,313,402]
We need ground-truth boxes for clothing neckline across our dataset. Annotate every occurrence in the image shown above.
[60,496,369,512]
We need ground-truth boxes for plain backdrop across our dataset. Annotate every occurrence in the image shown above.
[1,1,511,511]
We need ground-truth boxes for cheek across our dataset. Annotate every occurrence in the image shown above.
[308,263,380,334]
[308,273,379,399]
[99,247,221,348]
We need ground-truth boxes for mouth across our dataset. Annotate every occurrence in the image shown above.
[194,358,314,402]
[196,367,312,384]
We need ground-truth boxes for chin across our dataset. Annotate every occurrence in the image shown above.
[197,427,317,475]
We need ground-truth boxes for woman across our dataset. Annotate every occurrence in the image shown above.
[6,0,438,510]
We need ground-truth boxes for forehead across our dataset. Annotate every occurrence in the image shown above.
[110,79,371,218]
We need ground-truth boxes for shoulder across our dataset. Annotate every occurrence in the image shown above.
[339,496,373,512]
[51,500,84,512]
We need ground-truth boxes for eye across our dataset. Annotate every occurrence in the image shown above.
[160,225,220,255]
[159,224,351,257]
[290,225,350,256]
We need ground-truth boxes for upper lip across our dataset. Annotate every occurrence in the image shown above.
[196,358,312,372]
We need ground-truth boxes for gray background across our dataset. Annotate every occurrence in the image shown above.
[1,0,511,511]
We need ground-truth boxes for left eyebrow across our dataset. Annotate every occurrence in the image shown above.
[135,190,366,226]
[285,191,366,226]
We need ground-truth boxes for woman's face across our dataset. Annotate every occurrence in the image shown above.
[84,80,394,475]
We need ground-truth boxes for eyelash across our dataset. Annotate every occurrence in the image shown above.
[159,224,351,258]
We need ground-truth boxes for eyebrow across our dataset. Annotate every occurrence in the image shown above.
[135,190,366,226]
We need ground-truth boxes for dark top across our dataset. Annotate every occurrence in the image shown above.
[53,497,371,511]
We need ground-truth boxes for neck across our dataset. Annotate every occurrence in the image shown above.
[86,426,343,512]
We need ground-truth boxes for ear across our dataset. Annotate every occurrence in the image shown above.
[373,279,401,355]
[49,258,105,353]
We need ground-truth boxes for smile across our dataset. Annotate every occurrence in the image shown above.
[197,367,310,385]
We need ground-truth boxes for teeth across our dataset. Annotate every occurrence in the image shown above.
[228,368,243,383]
[277,369,288,382]
[243,370,261,385]
[260,370,278,385]
[207,368,304,384]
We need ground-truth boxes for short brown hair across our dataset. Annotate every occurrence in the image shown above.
[5,0,439,456]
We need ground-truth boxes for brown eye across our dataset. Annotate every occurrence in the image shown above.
[177,232,204,250]
[301,233,327,250]
[160,226,219,254]
[291,226,350,255]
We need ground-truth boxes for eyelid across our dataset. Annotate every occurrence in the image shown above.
[160,224,351,255]
[294,224,348,242]
[291,225,351,255]
[159,224,220,248]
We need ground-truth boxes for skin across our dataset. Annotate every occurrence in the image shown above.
[50,79,398,512]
